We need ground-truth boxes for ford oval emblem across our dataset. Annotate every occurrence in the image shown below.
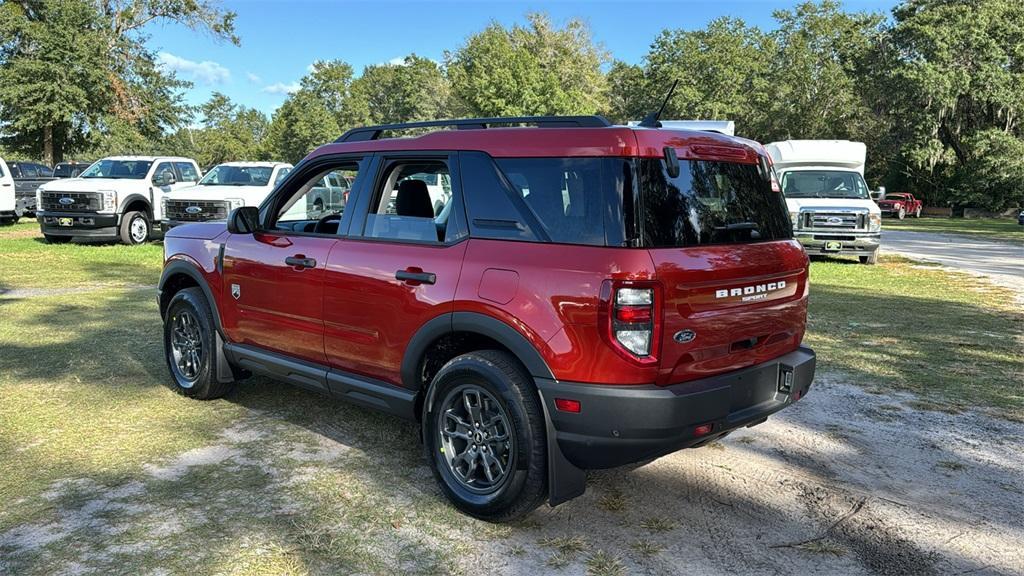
[58,197,74,205]
[185,206,202,214]
[673,330,696,344]
[826,216,843,225]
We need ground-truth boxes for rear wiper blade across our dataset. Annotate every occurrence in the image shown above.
[714,222,759,231]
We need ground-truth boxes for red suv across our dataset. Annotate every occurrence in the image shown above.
[158,116,815,521]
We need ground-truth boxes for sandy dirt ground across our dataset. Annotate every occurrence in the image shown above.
[3,371,1021,575]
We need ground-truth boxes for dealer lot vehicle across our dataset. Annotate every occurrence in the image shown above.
[159,116,816,521]
[0,161,15,224]
[161,162,292,231]
[766,140,882,264]
[53,161,93,179]
[36,156,201,244]
[876,192,922,219]
[0,158,56,218]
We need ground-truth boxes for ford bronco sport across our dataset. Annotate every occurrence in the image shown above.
[158,116,816,521]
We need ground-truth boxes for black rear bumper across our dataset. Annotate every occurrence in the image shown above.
[536,346,815,470]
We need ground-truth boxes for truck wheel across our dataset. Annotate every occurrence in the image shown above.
[897,207,906,220]
[120,211,150,244]
[914,207,922,218]
[424,350,547,522]
[44,234,72,244]
[163,287,234,400]
[859,252,878,265]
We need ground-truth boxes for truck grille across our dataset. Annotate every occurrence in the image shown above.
[41,191,102,212]
[165,199,229,222]
[801,211,867,231]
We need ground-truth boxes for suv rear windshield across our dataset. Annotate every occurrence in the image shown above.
[638,158,792,247]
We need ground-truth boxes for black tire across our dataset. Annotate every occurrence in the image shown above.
[44,234,72,244]
[120,210,150,245]
[859,252,878,265]
[163,287,234,400]
[423,350,547,522]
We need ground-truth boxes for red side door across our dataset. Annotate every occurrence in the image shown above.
[220,155,369,365]
[222,232,337,365]
[323,153,467,386]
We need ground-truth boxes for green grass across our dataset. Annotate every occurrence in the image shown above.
[807,255,1024,418]
[0,219,162,290]
[883,216,1022,243]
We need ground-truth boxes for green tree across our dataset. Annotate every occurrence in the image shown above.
[445,13,608,117]
[350,55,452,125]
[880,0,1024,210]
[0,0,237,164]
[641,17,774,129]
[300,59,361,129]
[265,90,339,164]
[603,61,647,124]
[189,92,269,167]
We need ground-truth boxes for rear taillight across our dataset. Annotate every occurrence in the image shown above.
[601,282,661,364]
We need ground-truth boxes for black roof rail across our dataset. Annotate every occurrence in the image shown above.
[335,115,613,143]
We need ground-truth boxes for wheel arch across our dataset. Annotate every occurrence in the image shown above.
[159,259,223,335]
[118,194,153,220]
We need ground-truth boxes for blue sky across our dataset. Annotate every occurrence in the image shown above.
[146,0,899,117]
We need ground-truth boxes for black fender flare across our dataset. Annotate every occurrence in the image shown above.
[401,311,555,392]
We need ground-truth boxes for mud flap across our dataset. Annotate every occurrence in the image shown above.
[215,331,236,383]
[536,388,587,506]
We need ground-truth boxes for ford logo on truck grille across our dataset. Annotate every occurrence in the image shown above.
[58,197,74,205]
[185,206,202,214]
[825,216,843,225]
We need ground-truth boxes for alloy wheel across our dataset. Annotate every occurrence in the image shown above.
[170,310,203,386]
[437,385,515,494]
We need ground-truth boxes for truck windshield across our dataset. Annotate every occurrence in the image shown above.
[199,165,273,186]
[81,160,152,179]
[780,170,869,199]
[638,158,792,247]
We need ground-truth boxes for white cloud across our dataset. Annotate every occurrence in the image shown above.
[245,72,261,84]
[387,57,405,66]
[261,82,301,95]
[156,52,230,85]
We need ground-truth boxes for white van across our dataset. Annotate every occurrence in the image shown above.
[766,140,882,265]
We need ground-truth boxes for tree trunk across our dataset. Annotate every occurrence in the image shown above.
[43,125,54,167]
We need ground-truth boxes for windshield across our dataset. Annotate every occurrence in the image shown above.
[881,195,909,201]
[199,165,273,186]
[780,170,869,199]
[81,159,152,180]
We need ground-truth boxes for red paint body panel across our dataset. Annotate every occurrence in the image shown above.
[322,238,467,384]
[221,231,338,364]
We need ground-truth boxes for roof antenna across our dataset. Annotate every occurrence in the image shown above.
[638,79,678,128]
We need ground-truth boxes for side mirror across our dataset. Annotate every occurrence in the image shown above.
[227,206,260,234]
[154,171,175,186]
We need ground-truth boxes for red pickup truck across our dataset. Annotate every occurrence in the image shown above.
[876,193,922,219]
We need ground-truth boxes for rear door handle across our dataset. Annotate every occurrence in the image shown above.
[396,269,436,285]
[285,255,317,269]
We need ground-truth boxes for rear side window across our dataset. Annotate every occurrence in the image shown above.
[495,158,611,246]
[639,159,791,247]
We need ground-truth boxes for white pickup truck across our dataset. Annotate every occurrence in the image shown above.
[36,156,201,244]
[0,161,15,224]
[161,162,292,230]
[766,140,882,265]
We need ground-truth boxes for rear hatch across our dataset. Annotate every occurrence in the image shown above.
[634,151,808,385]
